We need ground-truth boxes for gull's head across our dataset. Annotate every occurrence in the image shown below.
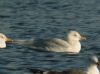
[90,56,100,66]
[67,31,86,41]
[0,33,12,48]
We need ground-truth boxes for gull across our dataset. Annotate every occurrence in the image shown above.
[86,56,100,74]
[14,31,86,54]
[0,33,12,48]
[29,56,100,74]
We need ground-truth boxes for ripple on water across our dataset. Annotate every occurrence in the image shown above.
[0,0,100,74]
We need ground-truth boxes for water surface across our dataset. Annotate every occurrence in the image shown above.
[0,0,100,74]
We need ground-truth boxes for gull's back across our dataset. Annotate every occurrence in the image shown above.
[29,38,68,52]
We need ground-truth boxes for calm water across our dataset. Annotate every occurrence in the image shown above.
[0,0,100,74]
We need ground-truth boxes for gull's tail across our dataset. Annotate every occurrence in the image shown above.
[12,39,34,46]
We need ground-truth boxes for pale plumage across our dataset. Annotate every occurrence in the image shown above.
[0,33,12,48]
[14,31,86,54]
[86,56,100,74]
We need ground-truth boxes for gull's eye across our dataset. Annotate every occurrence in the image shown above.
[0,36,3,38]
[0,35,5,39]
[74,34,77,36]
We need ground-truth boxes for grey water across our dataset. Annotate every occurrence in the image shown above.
[0,0,100,74]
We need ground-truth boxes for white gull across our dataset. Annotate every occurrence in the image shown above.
[14,31,86,54]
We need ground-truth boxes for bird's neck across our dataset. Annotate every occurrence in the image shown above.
[86,64,99,74]
[0,39,6,48]
[66,39,81,53]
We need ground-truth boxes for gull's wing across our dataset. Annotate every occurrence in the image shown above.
[13,38,68,52]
